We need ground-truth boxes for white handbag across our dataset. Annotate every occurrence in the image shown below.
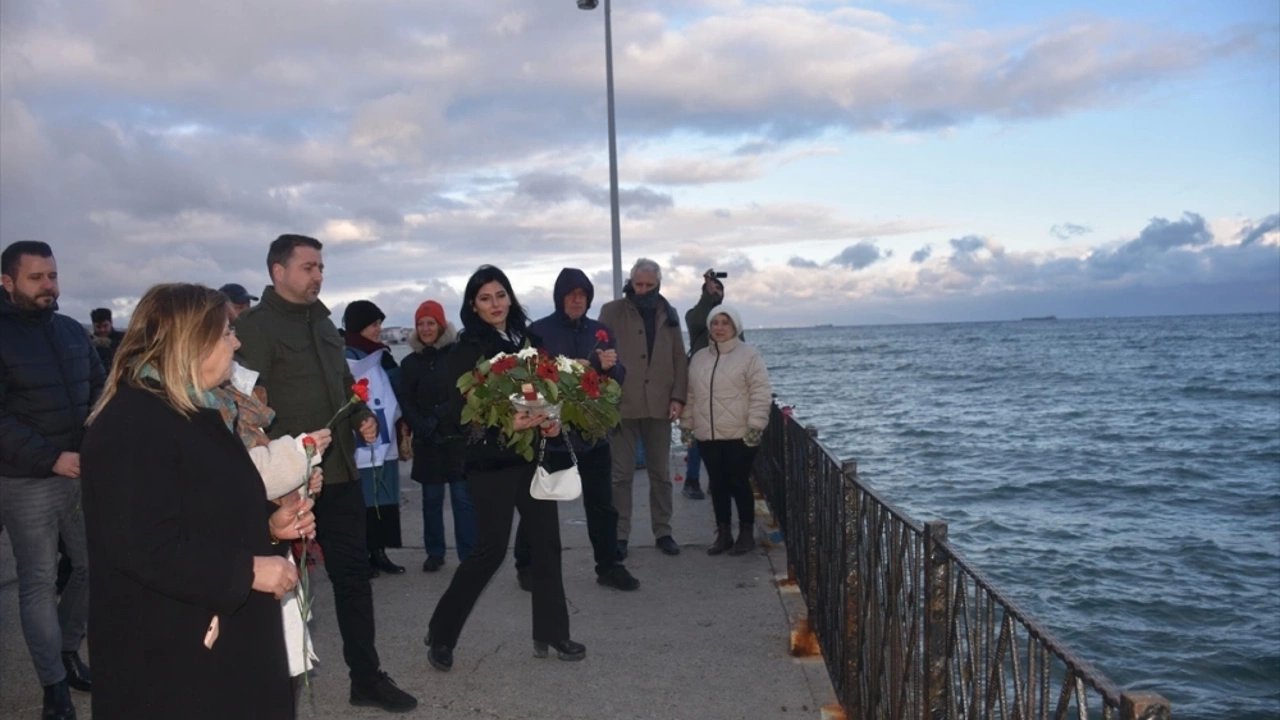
[530,440,581,501]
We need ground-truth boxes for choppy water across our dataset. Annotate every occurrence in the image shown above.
[752,313,1280,720]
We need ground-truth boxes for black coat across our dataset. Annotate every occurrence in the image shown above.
[400,340,465,484]
[81,383,292,719]
[0,289,105,477]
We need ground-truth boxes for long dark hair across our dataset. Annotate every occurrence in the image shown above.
[459,265,530,337]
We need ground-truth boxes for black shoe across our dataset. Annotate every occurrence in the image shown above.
[370,549,406,575]
[516,567,533,592]
[422,555,444,572]
[424,635,453,672]
[682,482,705,500]
[42,680,76,720]
[61,651,91,692]
[655,535,681,556]
[533,638,586,661]
[350,671,417,712]
[615,540,628,561]
[596,565,640,591]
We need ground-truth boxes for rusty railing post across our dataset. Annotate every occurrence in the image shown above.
[841,459,863,718]
[1122,692,1172,720]
[923,520,950,720]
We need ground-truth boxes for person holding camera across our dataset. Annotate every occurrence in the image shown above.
[680,269,727,500]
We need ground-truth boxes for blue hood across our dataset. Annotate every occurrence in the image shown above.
[553,268,594,316]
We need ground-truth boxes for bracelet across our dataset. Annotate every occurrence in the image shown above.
[269,529,281,545]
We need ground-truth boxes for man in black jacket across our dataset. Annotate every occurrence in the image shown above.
[0,241,103,720]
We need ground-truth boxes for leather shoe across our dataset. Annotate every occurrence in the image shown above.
[61,651,91,692]
[615,540,628,561]
[422,555,444,572]
[42,680,76,720]
[682,482,705,500]
[349,671,417,712]
[596,565,640,591]
[425,635,453,672]
[655,535,681,556]
[370,549,406,575]
[533,638,586,661]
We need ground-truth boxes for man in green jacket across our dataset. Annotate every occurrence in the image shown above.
[235,234,417,714]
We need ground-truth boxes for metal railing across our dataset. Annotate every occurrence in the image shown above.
[752,403,1172,720]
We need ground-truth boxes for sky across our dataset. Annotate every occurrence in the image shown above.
[1,0,1277,329]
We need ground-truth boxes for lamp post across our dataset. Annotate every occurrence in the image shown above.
[578,0,624,299]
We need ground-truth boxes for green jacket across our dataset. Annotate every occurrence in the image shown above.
[684,289,721,356]
[234,286,370,485]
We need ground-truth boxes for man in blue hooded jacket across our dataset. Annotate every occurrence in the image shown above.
[514,268,640,591]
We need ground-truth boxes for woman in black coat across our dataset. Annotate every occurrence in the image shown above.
[80,283,314,720]
[424,265,584,671]
[400,299,477,572]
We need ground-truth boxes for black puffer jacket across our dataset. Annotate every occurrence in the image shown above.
[0,289,106,477]
[401,324,465,484]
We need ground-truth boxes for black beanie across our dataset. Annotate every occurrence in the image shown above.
[343,300,385,333]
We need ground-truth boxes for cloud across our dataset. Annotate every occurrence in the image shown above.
[789,256,821,269]
[910,245,933,263]
[1239,214,1280,246]
[1050,222,1092,240]
[1085,212,1211,280]
[831,241,888,270]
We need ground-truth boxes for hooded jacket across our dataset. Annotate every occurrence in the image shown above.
[682,304,772,442]
[0,288,106,477]
[400,322,466,483]
[597,281,687,419]
[528,268,627,451]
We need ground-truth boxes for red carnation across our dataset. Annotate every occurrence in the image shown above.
[302,435,317,454]
[595,329,608,343]
[490,356,517,375]
[352,378,370,402]
[537,362,560,384]
[580,369,602,399]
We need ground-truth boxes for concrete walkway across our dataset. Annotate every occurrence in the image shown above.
[1,458,836,719]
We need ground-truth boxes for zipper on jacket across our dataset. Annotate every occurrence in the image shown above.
[708,343,721,440]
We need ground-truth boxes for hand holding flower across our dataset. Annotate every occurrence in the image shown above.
[325,379,371,430]
[307,467,323,496]
[252,556,299,601]
[271,494,316,541]
[358,416,378,443]
[303,428,332,457]
[512,408,549,432]
[539,419,562,438]
[595,348,617,371]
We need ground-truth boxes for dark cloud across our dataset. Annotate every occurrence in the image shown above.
[788,256,821,269]
[831,241,887,270]
[1085,212,1211,280]
[1239,214,1280,246]
[910,245,932,263]
[1050,222,1092,240]
[950,235,987,254]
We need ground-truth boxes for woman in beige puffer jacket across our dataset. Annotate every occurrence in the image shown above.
[682,305,772,555]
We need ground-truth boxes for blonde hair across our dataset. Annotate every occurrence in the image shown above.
[88,283,230,424]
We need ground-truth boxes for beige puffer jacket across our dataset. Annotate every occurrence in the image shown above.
[682,313,772,441]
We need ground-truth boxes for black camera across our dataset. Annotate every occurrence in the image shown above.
[704,268,728,280]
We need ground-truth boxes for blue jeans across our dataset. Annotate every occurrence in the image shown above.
[685,441,702,483]
[0,475,89,686]
[423,480,476,561]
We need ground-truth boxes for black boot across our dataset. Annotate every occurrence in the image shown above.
[369,548,405,575]
[728,522,756,556]
[42,680,76,720]
[707,524,734,555]
[533,638,586,661]
[681,479,705,500]
[61,651,91,692]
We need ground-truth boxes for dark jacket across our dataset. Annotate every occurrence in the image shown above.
[446,324,564,472]
[684,288,723,357]
[234,286,370,485]
[0,288,105,477]
[81,382,291,719]
[92,329,125,371]
[528,268,626,453]
[400,324,466,483]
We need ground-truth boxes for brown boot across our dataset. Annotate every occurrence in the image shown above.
[728,522,755,556]
[707,524,734,555]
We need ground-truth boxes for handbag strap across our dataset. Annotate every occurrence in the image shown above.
[536,436,578,467]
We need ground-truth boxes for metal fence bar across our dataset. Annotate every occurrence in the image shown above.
[749,403,1172,720]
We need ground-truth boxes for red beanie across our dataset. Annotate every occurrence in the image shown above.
[415,300,446,328]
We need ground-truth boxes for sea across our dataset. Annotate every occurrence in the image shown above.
[391,312,1279,719]
[751,313,1280,720]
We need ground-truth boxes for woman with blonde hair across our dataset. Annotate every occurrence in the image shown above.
[80,283,312,719]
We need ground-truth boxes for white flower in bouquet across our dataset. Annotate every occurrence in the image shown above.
[517,346,539,360]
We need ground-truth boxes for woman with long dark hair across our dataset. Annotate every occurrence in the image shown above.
[424,265,585,671]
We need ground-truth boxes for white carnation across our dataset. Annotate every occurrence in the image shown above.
[517,346,539,360]
[487,351,512,364]
[557,355,579,375]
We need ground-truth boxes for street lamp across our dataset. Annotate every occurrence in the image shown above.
[578,0,624,299]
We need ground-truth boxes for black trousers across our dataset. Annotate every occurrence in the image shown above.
[428,463,569,648]
[514,443,620,575]
[699,439,758,527]
[313,480,381,682]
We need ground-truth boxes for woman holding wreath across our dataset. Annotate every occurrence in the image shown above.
[424,265,585,672]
